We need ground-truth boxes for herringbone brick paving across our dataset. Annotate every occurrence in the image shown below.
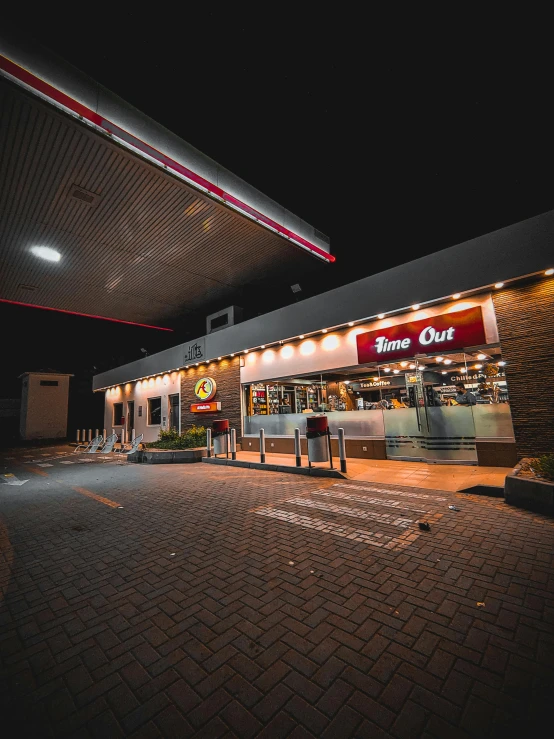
[1,447,553,737]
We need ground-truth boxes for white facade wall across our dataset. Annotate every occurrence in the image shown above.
[103,371,181,444]
[240,295,499,385]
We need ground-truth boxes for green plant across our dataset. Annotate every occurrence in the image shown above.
[529,454,554,482]
[145,426,207,450]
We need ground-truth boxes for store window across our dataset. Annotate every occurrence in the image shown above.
[113,402,124,426]
[244,382,325,415]
[148,397,162,425]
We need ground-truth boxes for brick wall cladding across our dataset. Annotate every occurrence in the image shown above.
[493,279,554,459]
[180,357,242,434]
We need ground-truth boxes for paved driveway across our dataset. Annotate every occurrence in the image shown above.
[1,447,553,737]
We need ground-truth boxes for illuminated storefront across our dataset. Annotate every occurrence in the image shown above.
[240,293,517,465]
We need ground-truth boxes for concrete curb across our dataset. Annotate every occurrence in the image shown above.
[202,457,346,478]
[504,474,554,515]
[127,447,210,464]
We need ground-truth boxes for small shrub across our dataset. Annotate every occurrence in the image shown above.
[529,454,554,482]
[145,426,207,450]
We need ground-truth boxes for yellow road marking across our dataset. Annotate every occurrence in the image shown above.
[23,465,122,508]
[72,486,122,509]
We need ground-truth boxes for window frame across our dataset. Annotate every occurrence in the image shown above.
[113,402,124,427]
[147,396,162,426]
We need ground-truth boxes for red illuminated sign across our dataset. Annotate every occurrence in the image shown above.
[190,402,222,413]
[356,307,487,364]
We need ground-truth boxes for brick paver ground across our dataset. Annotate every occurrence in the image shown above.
[1,446,553,738]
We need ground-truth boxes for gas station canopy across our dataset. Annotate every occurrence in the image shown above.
[0,34,332,330]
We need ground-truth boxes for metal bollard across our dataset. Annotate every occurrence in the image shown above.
[76,429,80,442]
[230,428,237,460]
[260,429,266,464]
[294,428,301,467]
[103,429,106,440]
[206,428,212,458]
[82,428,85,442]
[132,428,136,441]
[338,428,347,473]
[88,429,92,442]
[95,429,99,438]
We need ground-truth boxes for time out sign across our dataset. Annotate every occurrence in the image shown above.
[194,377,217,401]
[356,306,487,363]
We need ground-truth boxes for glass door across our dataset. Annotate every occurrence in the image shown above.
[126,401,135,443]
[384,358,478,464]
[168,394,180,432]
[420,366,478,463]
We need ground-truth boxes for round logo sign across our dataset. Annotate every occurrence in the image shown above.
[194,377,217,401]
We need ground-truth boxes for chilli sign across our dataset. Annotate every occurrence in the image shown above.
[194,377,217,401]
[356,306,487,364]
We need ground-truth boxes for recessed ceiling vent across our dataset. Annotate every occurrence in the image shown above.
[68,185,99,206]
[18,283,38,292]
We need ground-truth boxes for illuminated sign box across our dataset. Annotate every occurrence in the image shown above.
[191,402,221,413]
[356,307,486,364]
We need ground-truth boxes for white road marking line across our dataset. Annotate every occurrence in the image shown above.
[37,463,53,467]
[254,507,420,551]
[2,474,28,486]
[60,461,75,465]
[312,489,426,513]
[333,483,447,501]
[285,497,413,528]
[75,459,93,463]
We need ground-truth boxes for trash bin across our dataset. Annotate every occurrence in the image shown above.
[212,419,229,456]
[306,415,329,463]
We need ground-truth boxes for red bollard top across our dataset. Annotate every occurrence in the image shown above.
[212,419,229,433]
[306,414,328,433]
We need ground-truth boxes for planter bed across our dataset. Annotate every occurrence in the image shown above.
[505,459,554,515]
[127,447,210,464]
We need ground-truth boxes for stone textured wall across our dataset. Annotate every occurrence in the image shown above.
[493,277,554,459]
[180,356,242,434]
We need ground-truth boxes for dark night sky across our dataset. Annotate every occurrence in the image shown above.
[2,11,553,397]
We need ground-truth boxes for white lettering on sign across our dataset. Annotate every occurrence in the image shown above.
[419,326,455,346]
[374,326,455,353]
[375,337,412,353]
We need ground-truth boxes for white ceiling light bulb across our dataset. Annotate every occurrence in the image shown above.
[545,268,554,276]
[321,329,327,334]
[409,364,416,369]
[260,345,265,349]
[498,361,506,366]
[377,313,385,319]
[474,364,483,369]
[30,246,61,262]
[477,354,486,360]
[393,369,400,374]
[298,335,304,339]
[441,371,447,375]
[348,322,354,326]
[411,304,420,310]
[400,362,408,367]
[383,367,391,372]
[435,357,444,363]
[443,359,452,365]
[494,282,504,289]
[452,293,461,299]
